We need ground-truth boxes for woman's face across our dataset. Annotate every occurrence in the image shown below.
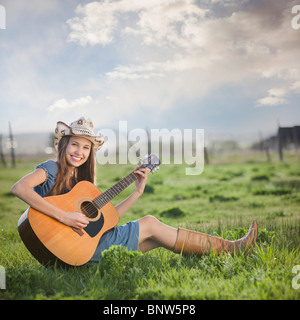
[65,136,92,168]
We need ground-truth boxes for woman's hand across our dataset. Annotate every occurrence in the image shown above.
[59,211,89,229]
[134,166,151,196]
[115,166,151,218]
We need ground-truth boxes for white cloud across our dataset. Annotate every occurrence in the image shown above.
[255,84,300,107]
[67,0,300,80]
[67,0,208,47]
[105,55,210,80]
[255,96,287,107]
[67,2,117,46]
[267,88,288,98]
[256,86,288,107]
[48,96,93,111]
[128,0,208,48]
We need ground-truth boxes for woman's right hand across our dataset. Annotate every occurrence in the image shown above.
[60,211,89,229]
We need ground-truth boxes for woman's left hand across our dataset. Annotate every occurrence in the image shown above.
[134,166,151,196]
[115,166,151,217]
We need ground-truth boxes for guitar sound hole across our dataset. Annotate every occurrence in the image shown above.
[81,201,98,219]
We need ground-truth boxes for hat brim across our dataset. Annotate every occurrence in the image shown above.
[54,121,104,152]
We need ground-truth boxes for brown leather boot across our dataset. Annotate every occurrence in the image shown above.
[173,220,258,256]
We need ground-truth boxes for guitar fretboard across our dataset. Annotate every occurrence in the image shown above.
[92,170,140,209]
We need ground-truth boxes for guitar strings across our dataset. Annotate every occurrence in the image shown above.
[79,172,137,218]
[79,163,153,218]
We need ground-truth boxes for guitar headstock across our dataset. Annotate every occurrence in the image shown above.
[140,153,161,173]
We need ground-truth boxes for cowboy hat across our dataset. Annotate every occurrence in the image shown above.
[54,117,104,152]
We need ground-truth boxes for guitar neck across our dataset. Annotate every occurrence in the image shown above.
[92,168,142,209]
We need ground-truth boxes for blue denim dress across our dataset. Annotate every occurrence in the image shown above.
[34,160,58,197]
[34,160,139,262]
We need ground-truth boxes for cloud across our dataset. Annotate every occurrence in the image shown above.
[67,0,208,47]
[255,86,288,107]
[255,81,300,107]
[67,0,300,82]
[106,63,165,80]
[255,87,288,107]
[2,0,300,136]
[67,2,118,46]
[125,0,208,49]
[63,0,300,132]
[255,96,287,107]
[105,55,210,80]
[48,96,93,111]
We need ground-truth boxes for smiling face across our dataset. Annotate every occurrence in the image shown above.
[65,136,92,168]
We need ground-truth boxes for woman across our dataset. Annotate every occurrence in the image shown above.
[11,117,258,263]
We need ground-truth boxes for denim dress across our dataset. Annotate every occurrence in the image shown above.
[34,160,139,262]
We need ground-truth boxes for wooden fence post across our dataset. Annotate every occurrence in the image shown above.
[8,122,16,167]
[0,134,7,167]
[278,127,283,162]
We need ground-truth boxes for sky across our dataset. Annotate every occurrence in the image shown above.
[0,0,300,145]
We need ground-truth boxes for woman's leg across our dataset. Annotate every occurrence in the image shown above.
[138,216,258,256]
[138,215,178,252]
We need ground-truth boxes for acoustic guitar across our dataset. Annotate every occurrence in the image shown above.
[18,154,160,267]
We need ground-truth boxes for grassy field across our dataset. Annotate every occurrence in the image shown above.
[0,153,300,300]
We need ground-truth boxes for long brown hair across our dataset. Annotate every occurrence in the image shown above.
[48,136,96,196]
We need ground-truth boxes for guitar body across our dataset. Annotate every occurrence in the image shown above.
[18,181,119,267]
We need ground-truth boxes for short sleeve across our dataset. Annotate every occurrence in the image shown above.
[33,160,58,197]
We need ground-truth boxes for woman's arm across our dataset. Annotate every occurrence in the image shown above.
[11,169,89,229]
[115,167,150,217]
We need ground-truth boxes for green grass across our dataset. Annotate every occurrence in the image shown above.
[0,155,300,300]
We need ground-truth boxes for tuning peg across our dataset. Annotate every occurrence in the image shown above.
[140,154,150,164]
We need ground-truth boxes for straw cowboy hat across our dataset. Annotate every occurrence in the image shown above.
[54,117,104,152]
